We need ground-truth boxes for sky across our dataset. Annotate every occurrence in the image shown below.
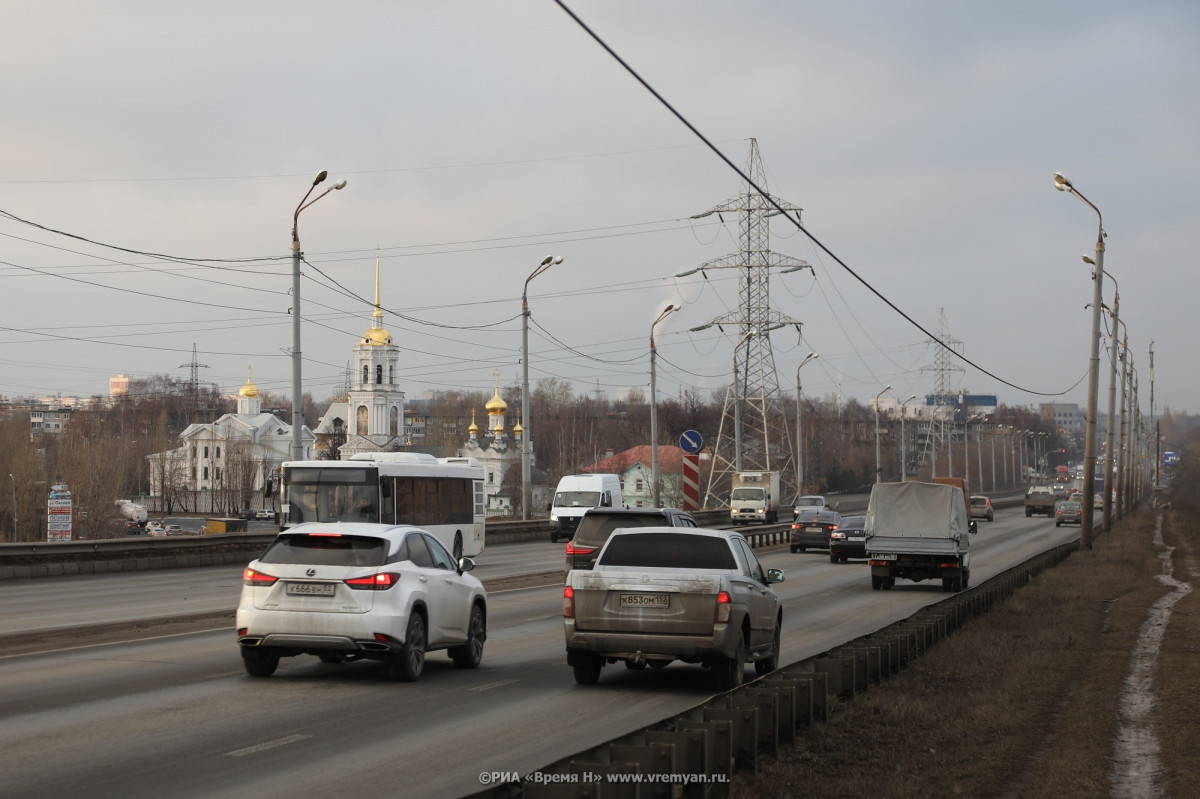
[2,1,1198,424]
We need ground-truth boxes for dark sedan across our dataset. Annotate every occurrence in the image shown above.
[1055,500,1083,527]
[790,509,842,552]
[828,515,867,563]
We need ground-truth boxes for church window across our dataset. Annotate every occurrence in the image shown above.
[356,405,368,436]
[487,471,494,484]
[390,406,399,436]
[203,467,209,480]
[389,365,394,384]
[376,365,383,384]
[362,365,369,384]
[203,446,209,459]
[215,446,221,459]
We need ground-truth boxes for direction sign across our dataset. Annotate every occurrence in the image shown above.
[679,430,703,454]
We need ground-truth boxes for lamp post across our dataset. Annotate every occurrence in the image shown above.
[1054,171,1105,549]
[649,304,681,507]
[8,473,15,540]
[900,394,917,482]
[989,424,997,493]
[795,352,819,499]
[1094,261,1120,532]
[874,385,892,483]
[522,255,563,520]
[291,170,347,463]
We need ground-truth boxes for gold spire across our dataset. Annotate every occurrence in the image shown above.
[468,409,478,435]
[238,365,259,398]
[360,247,394,346]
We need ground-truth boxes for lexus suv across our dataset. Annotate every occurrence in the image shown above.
[564,507,698,571]
[236,523,487,682]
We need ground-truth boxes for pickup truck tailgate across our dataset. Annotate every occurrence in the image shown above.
[570,571,722,636]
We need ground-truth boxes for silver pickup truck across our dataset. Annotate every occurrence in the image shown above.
[563,527,784,690]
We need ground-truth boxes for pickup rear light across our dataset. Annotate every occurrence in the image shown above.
[563,586,575,618]
[344,573,401,590]
[715,590,732,624]
[564,541,594,556]
[243,568,278,587]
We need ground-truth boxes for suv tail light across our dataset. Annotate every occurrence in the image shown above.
[715,590,732,624]
[563,586,575,618]
[344,573,401,590]
[243,568,278,587]
[564,541,595,557]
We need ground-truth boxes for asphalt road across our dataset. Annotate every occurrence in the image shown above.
[0,509,1077,798]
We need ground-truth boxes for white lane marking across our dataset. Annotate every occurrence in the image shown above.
[469,678,520,692]
[226,734,312,757]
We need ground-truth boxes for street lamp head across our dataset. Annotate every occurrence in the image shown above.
[669,303,681,312]
[1082,254,1095,265]
[1053,172,1072,192]
[333,180,347,190]
[541,255,563,267]
[313,170,328,186]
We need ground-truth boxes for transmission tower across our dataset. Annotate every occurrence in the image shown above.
[179,343,210,396]
[921,309,964,477]
[689,139,811,506]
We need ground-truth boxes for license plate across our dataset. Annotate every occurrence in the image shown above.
[620,593,670,609]
[806,526,823,533]
[873,553,898,561]
[848,536,865,542]
[286,582,335,596]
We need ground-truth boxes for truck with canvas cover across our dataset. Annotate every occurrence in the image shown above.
[729,471,781,525]
[865,481,977,592]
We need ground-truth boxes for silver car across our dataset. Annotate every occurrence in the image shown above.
[236,523,487,681]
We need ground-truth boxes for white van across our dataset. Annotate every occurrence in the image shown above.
[549,474,623,543]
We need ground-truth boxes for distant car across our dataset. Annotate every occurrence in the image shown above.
[236,522,487,681]
[165,524,184,535]
[145,521,165,536]
[792,495,828,520]
[565,507,697,571]
[1055,500,1083,527]
[256,509,276,520]
[1051,484,1068,501]
[240,509,257,520]
[790,509,842,552]
[124,520,143,533]
[828,515,867,563]
[969,495,994,522]
[1093,494,1104,510]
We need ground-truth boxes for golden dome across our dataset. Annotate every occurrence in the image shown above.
[360,325,394,346]
[513,421,523,434]
[238,367,259,398]
[468,409,479,435]
[485,387,507,413]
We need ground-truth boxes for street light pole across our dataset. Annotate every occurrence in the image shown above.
[8,473,15,540]
[1096,263,1119,532]
[874,385,892,483]
[291,170,347,463]
[900,394,917,482]
[649,304,681,507]
[795,353,819,500]
[1054,171,1105,549]
[522,255,563,520]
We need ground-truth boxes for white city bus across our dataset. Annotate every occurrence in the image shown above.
[280,453,485,559]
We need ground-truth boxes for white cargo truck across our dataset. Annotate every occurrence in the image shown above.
[729,471,781,525]
[864,481,977,592]
[549,474,623,543]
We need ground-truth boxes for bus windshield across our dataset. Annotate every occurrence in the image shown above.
[285,467,379,524]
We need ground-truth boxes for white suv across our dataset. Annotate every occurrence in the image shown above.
[236,523,487,681]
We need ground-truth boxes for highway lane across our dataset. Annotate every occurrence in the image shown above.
[0,509,1078,798]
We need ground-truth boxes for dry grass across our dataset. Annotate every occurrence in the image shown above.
[735,504,1200,799]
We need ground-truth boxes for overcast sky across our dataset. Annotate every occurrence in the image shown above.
[2,1,1197,424]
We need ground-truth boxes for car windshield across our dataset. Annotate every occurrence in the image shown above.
[814,511,840,523]
[836,516,865,531]
[795,510,820,523]
[797,496,824,506]
[730,488,765,500]
[971,497,986,506]
[575,513,667,547]
[1060,502,1081,511]
[260,534,387,567]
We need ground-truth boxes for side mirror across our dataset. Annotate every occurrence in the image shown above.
[458,556,476,574]
[766,568,785,584]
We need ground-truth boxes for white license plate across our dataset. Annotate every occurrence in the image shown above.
[805,526,824,533]
[286,582,335,597]
[848,536,865,542]
[873,553,898,561]
[620,593,670,609]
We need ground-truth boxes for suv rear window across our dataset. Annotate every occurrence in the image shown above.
[260,534,387,567]
[575,513,669,547]
[597,532,737,570]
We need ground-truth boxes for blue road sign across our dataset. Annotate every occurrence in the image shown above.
[679,430,703,454]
